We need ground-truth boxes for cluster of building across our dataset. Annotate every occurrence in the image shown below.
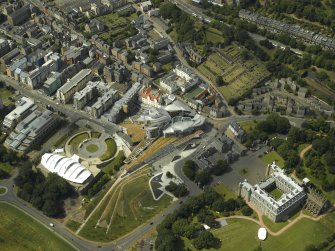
[102,82,142,123]
[198,132,243,167]
[137,93,206,138]
[160,64,200,94]
[238,78,334,117]
[3,97,58,153]
[239,9,335,50]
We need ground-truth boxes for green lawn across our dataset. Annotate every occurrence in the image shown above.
[100,138,117,161]
[0,187,6,194]
[102,151,125,175]
[66,220,81,232]
[86,144,98,153]
[184,211,335,251]
[106,175,172,240]
[80,175,171,242]
[262,215,290,232]
[268,187,283,200]
[0,162,14,175]
[0,87,15,105]
[214,184,237,200]
[0,202,77,251]
[68,132,89,149]
[240,121,258,133]
[185,87,204,100]
[261,151,285,168]
[91,132,101,139]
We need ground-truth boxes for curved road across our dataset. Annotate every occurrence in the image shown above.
[0,170,183,251]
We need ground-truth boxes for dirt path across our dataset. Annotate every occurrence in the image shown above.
[300,144,312,159]
[219,211,324,237]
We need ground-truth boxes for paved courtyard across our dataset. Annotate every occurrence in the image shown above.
[77,138,107,159]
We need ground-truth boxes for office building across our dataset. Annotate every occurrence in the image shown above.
[2,97,36,130]
[5,110,58,153]
[56,69,92,104]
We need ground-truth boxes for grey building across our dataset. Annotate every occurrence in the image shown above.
[4,110,58,153]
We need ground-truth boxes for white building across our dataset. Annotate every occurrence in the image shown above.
[163,114,205,137]
[239,163,307,222]
[3,97,36,130]
[41,153,92,184]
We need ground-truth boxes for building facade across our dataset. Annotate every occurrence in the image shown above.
[239,163,306,222]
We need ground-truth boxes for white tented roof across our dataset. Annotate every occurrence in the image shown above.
[41,153,92,184]
[258,227,267,240]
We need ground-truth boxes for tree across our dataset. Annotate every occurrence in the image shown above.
[182,160,199,181]
[165,181,189,197]
[215,76,224,86]
[172,218,189,236]
[211,160,229,176]
[241,205,253,216]
[0,169,9,179]
[195,171,211,188]
[192,231,220,250]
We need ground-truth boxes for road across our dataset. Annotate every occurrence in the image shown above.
[0,169,185,251]
[173,0,304,56]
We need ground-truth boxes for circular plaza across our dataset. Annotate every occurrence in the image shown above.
[65,131,118,162]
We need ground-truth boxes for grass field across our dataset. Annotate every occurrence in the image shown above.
[268,187,283,200]
[261,151,285,168]
[214,184,237,200]
[197,45,270,101]
[184,211,335,251]
[0,162,14,175]
[120,123,146,143]
[0,87,15,105]
[86,144,98,153]
[98,12,138,45]
[0,187,6,194]
[68,132,89,149]
[79,170,171,242]
[91,132,101,139]
[0,203,76,251]
[102,151,125,175]
[106,175,171,240]
[66,220,81,232]
[100,138,117,161]
[240,121,258,133]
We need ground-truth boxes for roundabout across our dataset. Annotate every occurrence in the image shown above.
[0,186,8,196]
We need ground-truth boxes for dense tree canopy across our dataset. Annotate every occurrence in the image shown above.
[15,164,75,217]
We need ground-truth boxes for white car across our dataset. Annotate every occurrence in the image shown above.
[49,223,54,227]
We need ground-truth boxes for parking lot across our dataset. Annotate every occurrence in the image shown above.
[212,145,271,193]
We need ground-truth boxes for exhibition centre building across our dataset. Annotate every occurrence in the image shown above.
[41,153,92,184]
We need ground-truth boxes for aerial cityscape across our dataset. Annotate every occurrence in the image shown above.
[0,0,335,251]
